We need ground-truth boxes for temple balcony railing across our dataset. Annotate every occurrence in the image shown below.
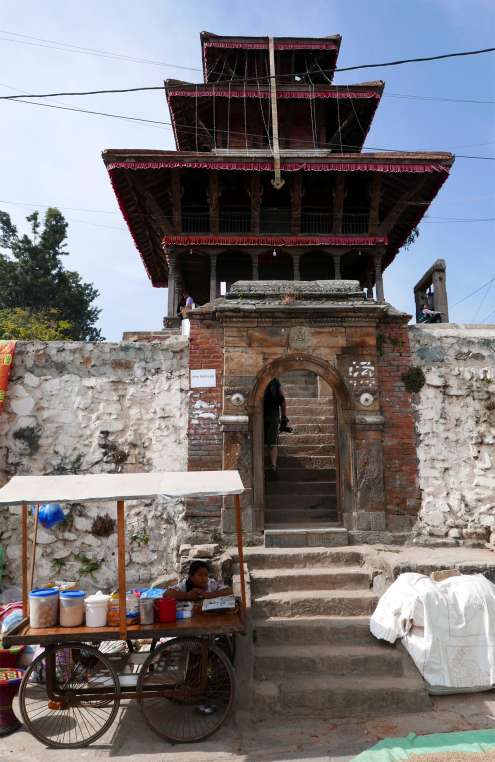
[181,210,370,235]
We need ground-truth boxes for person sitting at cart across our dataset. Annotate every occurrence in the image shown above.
[164,561,232,601]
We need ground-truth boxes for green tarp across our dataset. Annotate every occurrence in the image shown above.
[352,729,495,762]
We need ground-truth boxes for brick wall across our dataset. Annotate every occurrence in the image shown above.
[377,317,420,530]
[187,318,224,532]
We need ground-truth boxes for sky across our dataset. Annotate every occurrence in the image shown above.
[0,0,494,340]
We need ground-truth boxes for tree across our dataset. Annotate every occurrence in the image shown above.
[0,208,102,340]
[0,308,72,341]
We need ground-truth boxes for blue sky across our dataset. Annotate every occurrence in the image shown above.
[0,0,494,339]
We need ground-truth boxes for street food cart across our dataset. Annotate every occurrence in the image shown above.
[0,470,246,747]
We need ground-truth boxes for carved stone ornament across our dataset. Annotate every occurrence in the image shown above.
[359,392,374,407]
[230,392,246,407]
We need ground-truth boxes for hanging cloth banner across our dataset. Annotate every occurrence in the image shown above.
[0,341,16,415]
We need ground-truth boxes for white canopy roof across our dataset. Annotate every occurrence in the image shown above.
[0,470,244,507]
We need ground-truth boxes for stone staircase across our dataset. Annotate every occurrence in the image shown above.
[265,371,338,529]
[243,546,431,720]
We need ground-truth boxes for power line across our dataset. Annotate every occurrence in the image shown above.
[5,96,495,160]
[451,276,495,308]
[1,45,495,99]
[0,199,119,215]
[0,30,201,72]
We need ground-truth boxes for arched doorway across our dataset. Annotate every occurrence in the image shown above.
[249,354,355,532]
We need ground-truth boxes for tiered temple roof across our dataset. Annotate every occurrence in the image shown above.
[103,32,453,311]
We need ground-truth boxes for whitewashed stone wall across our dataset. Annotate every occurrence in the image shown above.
[0,339,189,593]
[410,325,495,545]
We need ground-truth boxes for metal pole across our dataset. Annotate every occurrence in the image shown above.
[117,499,127,640]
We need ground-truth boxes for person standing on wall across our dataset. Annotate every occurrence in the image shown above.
[264,378,292,479]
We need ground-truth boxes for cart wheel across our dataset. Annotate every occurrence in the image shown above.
[137,637,235,743]
[19,644,121,748]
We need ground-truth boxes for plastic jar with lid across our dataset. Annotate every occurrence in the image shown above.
[29,588,59,628]
[59,590,85,627]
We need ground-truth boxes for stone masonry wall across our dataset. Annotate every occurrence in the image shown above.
[0,338,189,593]
[411,325,495,545]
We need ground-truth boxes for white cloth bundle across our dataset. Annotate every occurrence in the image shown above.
[370,572,495,689]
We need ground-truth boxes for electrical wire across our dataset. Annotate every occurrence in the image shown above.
[1,45,495,99]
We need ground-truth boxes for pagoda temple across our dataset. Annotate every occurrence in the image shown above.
[103,31,453,316]
[104,32,454,544]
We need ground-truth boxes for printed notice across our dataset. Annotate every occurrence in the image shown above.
[190,369,217,388]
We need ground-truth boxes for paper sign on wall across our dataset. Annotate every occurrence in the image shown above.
[190,369,217,388]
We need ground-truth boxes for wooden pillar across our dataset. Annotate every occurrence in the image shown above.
[374,250,385,303]
[209,171,219,234]
[290,173,303,235]
[368,174,381,235]
[209,252,218,302]
[250,174,262,234]
[333,254,342,280]
[332,175,346,234]
[251,251,259,280]
[234,494,247,613]
[170,171,182,233]
[167,252,178,317]
[22,503,28,618]
[292,252,301,280]
[117,499,127,640]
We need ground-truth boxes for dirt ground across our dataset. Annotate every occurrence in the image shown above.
[2,693,495,762]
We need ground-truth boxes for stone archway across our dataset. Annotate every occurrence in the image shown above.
[248,353,356,532]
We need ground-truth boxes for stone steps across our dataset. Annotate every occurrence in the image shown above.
[265,454,335,468]
[265,508,338,525]
[266,481,336,495]
[237,546,364,570]
[253,675,431,718]
[282,423,335,435]
[253,615,373,646]
[254,643,403,679]
[265,494,337,510]
[271,467,336,482]
[278,433,334,446]
[250,566,370,596]
[278,443,336,457]
[253,589,378,618]
[264,527,348,548]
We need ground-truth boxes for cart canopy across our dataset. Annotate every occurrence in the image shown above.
[0,470,244,506]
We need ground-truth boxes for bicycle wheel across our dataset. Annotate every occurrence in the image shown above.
[137,637,235,743]
[19,644,121,748]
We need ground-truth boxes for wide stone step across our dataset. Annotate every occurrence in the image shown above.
[290,413,334,423]
[253,615,372,646]
[254,644,403,680]
[279,434,334,446]
[266,481,336,495]
[265,455,335,469]
[279,444,336,457]
[271,467,336,482]
[236,547,364,570]
[254,589,378,617]
[286,423,335,435]
[250,566,370,596]
[265,494,337,510]
[264,527,348,548]
[253,675,431,718]
[265,509,338,524]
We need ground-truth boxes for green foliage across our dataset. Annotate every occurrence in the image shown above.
[75,552,101,580]
[401,366,426,393]
[12,425,41,455]
[0,208,102,340]
[131,529,150,547]
[403,226,420,250]
[0,307,72,340]
[51,557,67,574]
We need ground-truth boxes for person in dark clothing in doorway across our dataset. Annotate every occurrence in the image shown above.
[264,378,292,478]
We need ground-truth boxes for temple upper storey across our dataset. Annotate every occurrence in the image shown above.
[200,32,342,84]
